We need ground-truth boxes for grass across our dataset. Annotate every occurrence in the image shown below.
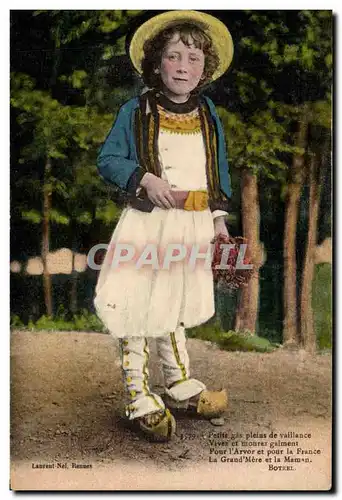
[187,321,281,353]
[10,309,106,333]
[312,263,332,349]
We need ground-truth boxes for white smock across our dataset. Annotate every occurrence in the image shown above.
[94,107,217,337]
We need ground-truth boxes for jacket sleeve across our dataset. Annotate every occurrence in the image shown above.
[97,101,146,193]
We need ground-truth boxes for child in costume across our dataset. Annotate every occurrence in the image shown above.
[94,10,234,441]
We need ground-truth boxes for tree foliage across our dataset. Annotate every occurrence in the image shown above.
[10,10,332,340]
[11,10,142,234]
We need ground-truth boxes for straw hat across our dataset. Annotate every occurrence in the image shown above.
[129,10,234,82]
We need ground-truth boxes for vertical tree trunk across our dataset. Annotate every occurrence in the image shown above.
[40,21,61,318]
[42,157,53,316]
[70,256,79,315]
[235,170,263,333]
[301,153,322,353]
[70,223,79,315]
[283,118,308,346]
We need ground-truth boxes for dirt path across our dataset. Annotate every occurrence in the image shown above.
[10,331,332,491]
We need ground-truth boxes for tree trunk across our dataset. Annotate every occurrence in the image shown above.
[300,153,322,353]
[42,157,53,316]
[235,170,263,333]
[283,118,308,346]
[70,224,79,315]
[40,20,61,318]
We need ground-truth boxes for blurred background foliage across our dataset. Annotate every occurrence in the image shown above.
[10,10,332,351]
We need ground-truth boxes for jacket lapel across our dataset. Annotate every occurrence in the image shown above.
[135,91,161,177]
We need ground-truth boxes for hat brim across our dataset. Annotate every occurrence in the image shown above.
[129,10,234,82]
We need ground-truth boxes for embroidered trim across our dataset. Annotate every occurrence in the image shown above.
[211,122,220,198]
[134,107,144,168]
[146,94,162,177]
[199,104,214,198]
[142,338,149,397]
[147,113,155,172]
[207,105,221,201]
[170,331,188,382]
[158,105,201,135]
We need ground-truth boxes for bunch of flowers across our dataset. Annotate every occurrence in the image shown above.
[211,233,254,290]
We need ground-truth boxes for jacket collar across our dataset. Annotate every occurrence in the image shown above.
[153,91,200,114]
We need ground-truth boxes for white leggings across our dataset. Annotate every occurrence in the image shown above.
[119,325,206,419]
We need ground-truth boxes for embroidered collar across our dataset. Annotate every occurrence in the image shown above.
[157,104,201,134]
[154,91,200,114]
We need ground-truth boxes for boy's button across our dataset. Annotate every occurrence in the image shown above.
[127,376,132,383]
[124,361,130,367]
[130,390,136,398]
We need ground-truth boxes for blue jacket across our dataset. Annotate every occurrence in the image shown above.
[97,93,232,211]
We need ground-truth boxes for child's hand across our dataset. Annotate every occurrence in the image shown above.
[140,173,176,209]
[214,216,229,238]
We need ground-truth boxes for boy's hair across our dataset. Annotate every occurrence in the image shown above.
[141,22,219,90]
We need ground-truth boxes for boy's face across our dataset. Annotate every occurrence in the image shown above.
[159,33,205,99]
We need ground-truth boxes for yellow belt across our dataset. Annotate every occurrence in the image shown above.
[173,190,209,211]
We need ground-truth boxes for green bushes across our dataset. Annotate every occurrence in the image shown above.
[312,263,332,349]
[10,308,106,333]
[187,322,280,353]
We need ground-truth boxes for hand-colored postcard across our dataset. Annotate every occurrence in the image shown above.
[10,9,332,491]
